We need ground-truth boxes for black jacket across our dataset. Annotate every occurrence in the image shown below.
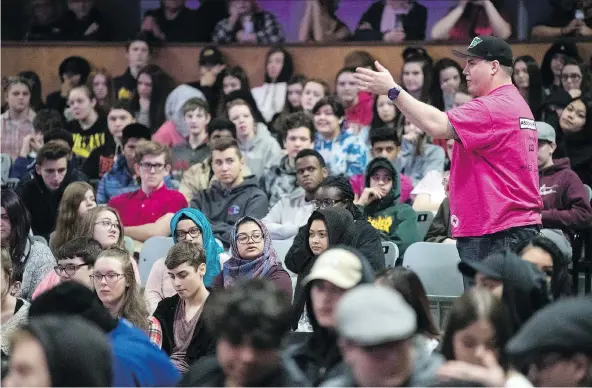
[178,354,309,387]
[152,294,215,366]
[113,68,137,101]
[424,197,452,243]
[354,0,427,41]
[16,168,87,241]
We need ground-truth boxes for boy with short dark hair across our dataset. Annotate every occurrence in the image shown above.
[54,237,103,289]
[113,32,153,100]
[171,98,211,175]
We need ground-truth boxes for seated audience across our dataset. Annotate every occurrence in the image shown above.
[252,47,294,123]
[108,140,187,242]
[179,279,307,387]
[212,0,285,44]
[424,197,453,243]
[188,45,227,116]
[516,235,572,300]
[335,67,373,133]
[354,0,427,42]
[28,282,181,387]
[285,176,385,273]
[227,98,282,178]
[171,98,211,177]
[540,41,579,97]
[512,56,543,120]
[558,96,592,186]
[211,216,292,299]
[292,208,356,332]
[400,49,432,104]
[376,268,440,353]
[299,0,350,42]
[190,138,268,246]
[216,66,256,117]
[532,0,592,38]
[397,117,445,186]
[458,250,551,328]
[16,141,87,240]
[286,247,374,385]
[430,58,466,112]
[59,0,110,41]
[83,100,136,180]
[145,208,225,313]
[92,247,161,346]
[370,94,399,133]
[369,127,412,203]
[178,118,246,201]
[505,296,592,387]
[50,181,96,253]
[313,97,368,177]
[262,111,315,207]
[113,33,152,101]
[87,68,115,115]
[263,149,328,240]
[131,64,175,132]
[10,108,63,180]
[153,242,215,372]
[142,0,201,42]
[355,157,419,255]
[96,123,153,204]
[301,78,330,113]
[45,56,91,121]
[431,0,511,40]
[1,190,54,301]
[269,74,307,130]
[53,237,102,289]
[1,248,30,359]
[24,0,64,41]
[560,57,589,97]
[324,284,443,387]
[4,315,112,387]
[66,85,109,161]
[1,76,36,159]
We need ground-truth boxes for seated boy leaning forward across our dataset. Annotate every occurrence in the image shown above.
[108,140,187,242]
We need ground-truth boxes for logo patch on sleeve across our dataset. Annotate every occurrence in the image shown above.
[519,118,536,130]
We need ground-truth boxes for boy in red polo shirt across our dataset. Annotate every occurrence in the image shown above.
[108,140,187,242]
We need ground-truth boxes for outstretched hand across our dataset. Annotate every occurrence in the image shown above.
[354,61,398,96]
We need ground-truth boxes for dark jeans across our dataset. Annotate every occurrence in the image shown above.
[457,225,540,288]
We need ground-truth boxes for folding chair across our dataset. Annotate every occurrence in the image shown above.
[139,236,175,285]
[382,241,399,268]
[272,238,296,276]
[416,211,435,241]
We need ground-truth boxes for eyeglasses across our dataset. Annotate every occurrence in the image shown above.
[236,232,264,244]
[561,73,581,81]
[90,273,124,284]
[95,220,120,230]
[54,263,88,276]
[311,199,344,209]
[175,227,202,241]
[139,162,166,172]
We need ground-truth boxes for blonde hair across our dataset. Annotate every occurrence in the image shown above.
[76,206,125,249]
[1,248,13,285]
[133,140,172,166]
[96,247,149,331]
[51,182,94,254]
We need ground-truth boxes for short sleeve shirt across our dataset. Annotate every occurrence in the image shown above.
[446,85,542,238]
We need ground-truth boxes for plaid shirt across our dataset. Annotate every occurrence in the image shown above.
[212,11,284,44]
[148,316,162,349]
[0,110,36,160]
[262,154,298,208]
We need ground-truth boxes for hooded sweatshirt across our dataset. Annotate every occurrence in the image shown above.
[396,138,446,186]
[286,247,376,386]
[26,315,112,387]
[239,122,282,178]
[290,208,356,331]
[190,175,269,247]
[361,157,420,255]
[152,85,206,147]
[539,158,592,237]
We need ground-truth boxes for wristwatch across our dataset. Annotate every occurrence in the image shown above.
[387,85,402,101]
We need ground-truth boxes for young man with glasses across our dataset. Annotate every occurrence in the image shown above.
[109,140,187,242]
[53,237,103,290]
[190,138,268,248]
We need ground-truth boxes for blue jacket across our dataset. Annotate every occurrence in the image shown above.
[109,319,180,387]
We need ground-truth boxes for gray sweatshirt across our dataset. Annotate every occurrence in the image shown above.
[239,122,282,178]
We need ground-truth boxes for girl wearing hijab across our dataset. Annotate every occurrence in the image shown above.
[144,208,226,313]
[291,207,355,332]
[211,216,292,299]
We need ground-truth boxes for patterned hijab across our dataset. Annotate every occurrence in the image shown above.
[224,216,279,288]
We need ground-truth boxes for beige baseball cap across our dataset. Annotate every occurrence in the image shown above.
[302,247,363,289]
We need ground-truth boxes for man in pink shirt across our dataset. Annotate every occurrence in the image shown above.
[109,140,188,242]
[355,36,542,286]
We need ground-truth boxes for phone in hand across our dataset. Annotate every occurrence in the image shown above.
[575,9,585,21]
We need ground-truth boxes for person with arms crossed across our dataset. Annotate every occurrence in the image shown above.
[355,36,542,284]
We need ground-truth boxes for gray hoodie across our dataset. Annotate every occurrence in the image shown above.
[165,84,206,138]
[239,122,282,178]
[190,175,269,247]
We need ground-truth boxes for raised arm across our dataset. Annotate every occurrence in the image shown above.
[431,1,467,40]
[298,0,313,42]
[482,1,511,39]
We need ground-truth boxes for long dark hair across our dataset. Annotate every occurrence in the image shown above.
[540,41,580,89]
[283,74,306,113]
[376,267,440,339]
[131,64,175,132]
[513,56,543,119]
[18,71,44,112]
[401,55,432,104]
[515,236,571,300]
[561,57,590,96]
[218,66,253,117]
[264,46,294,83]
[370,94,399,130]
[0,190,32,281]
[429,58,466,111]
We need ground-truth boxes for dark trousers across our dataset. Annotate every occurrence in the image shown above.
[457,225,540,288]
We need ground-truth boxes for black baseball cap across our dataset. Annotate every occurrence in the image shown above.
[452,36,514,67]
[458,250,509,279]
[199,45,224,66]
